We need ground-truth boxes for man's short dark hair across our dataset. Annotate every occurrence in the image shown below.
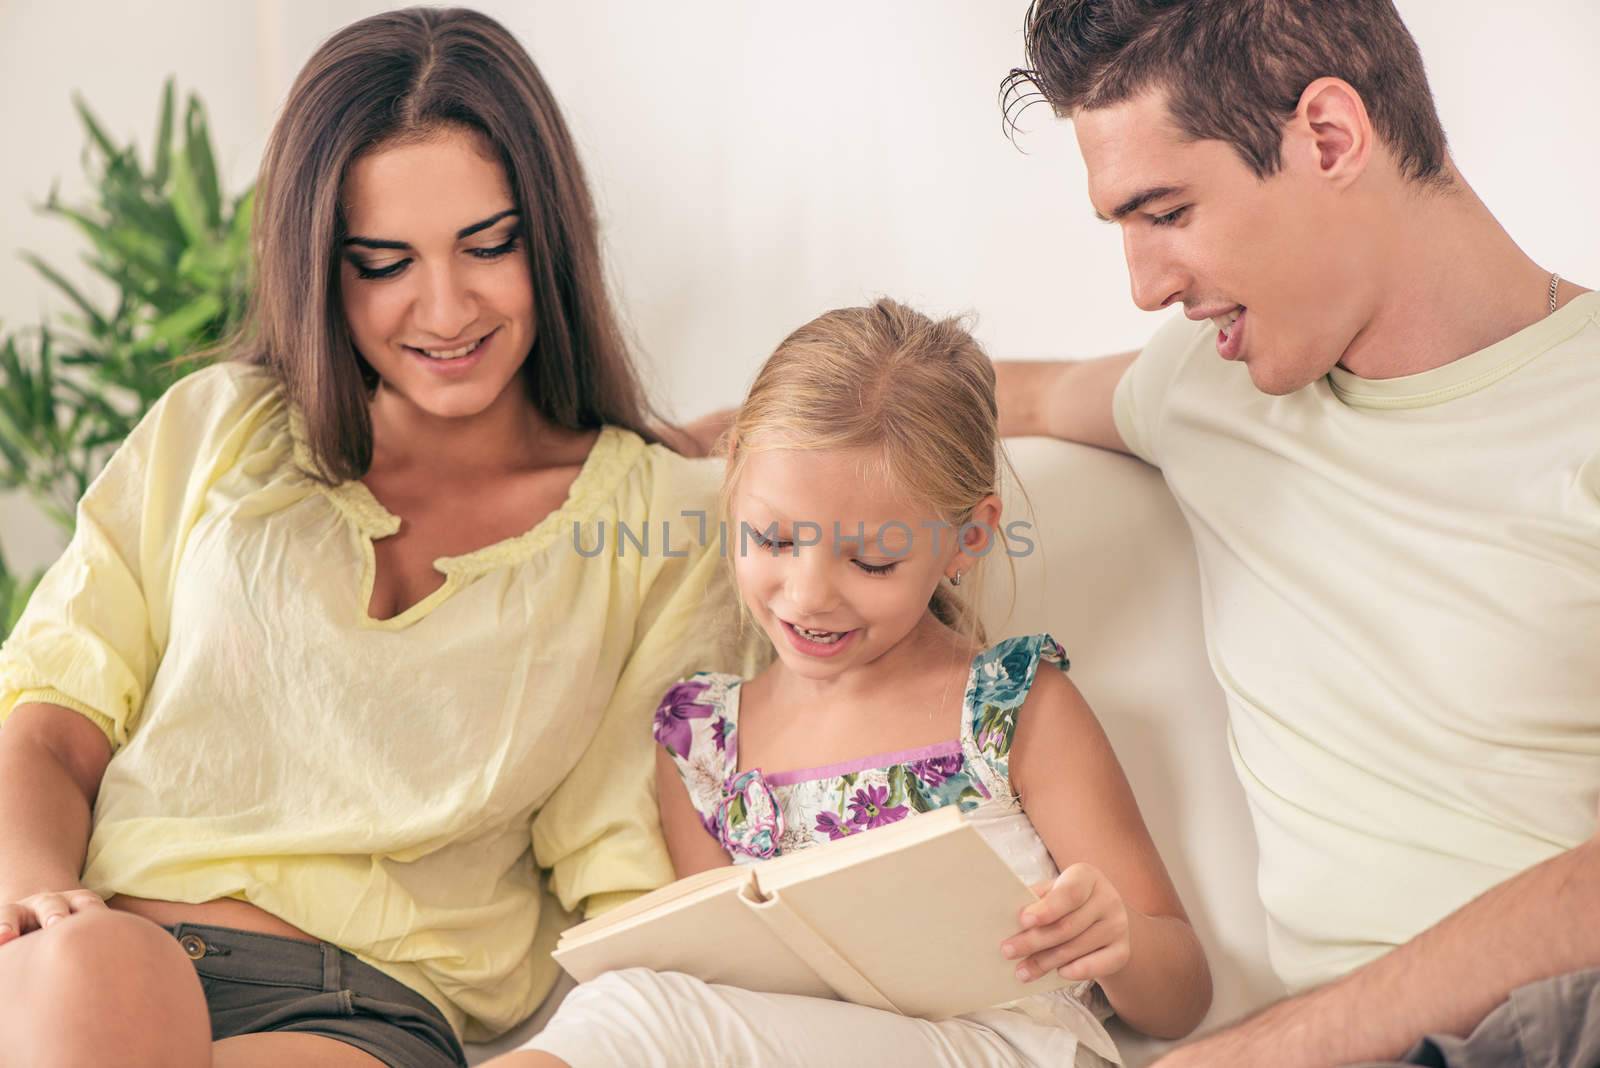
[1003,0,1450,186]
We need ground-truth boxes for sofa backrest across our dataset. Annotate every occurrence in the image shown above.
[986,438,1281,1060]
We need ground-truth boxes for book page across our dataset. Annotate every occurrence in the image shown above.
[766,819,1066,1018]
[551,806,1064,1019]
[558,863,745,945]
[553,876,836,1000]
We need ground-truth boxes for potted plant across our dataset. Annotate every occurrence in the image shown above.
[0,79,252,638]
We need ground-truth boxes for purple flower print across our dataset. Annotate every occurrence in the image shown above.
[652,680,716,759]
[847,784,909,830]
[712,717,732,753]
[815,811,856,841]
[716,770,784,860]
[908,754,964,788]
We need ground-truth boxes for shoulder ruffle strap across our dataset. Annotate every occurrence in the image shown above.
[960,633,1070,801]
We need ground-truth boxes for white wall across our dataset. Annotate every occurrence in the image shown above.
[3,0,1598,571]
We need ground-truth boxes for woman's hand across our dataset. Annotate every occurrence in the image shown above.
[0,887,106,947]
[1003,862,1132,983]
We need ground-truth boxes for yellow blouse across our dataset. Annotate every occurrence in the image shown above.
[0,361,756,1040]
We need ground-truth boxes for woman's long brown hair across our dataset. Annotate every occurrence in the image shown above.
[237,7,658,482]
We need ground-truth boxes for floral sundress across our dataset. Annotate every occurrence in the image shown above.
[653,633,1066,863]
[651,632,1122,1064]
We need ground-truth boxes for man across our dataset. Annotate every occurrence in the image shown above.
[991,1,1600,1065]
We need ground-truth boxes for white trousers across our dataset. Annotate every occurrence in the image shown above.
[519,968,1118,1068]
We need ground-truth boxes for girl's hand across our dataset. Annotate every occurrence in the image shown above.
[0,888,106,947]
[1002,862,1132,983]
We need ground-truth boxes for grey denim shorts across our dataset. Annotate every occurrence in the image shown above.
[1352,964,1600,1068]
[164,922,466,1068]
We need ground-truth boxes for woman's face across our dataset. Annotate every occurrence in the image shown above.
[338,127,536,421]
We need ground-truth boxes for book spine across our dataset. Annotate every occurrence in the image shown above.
[739,881,903,1015]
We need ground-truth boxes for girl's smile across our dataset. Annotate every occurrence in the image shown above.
[731,446,978,685]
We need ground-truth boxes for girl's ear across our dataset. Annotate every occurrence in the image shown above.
[950,493,1003,576]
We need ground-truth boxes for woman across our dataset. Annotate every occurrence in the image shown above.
[0,9,751,1067]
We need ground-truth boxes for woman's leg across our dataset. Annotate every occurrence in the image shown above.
[212,1033,386,1067]
[488,968,1083,1068]
[0,908,212,1068]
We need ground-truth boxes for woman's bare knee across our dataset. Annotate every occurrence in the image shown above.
[0,909,211,1068]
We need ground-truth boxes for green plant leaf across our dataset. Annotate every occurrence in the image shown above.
[20,252,109,334]
[227,188,255,255]
[153,77,176,188]
[149,293,222,346]
[1,81,255,586]
[183,96,222,230]
[170,147,208,245]
[72,94,120,163]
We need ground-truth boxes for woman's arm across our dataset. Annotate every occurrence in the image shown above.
[654,745,732,878]
[0,367,277,940]
[1005,666,1213,1039]
[0,702,114,944]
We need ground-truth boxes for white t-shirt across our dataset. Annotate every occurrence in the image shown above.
[1113,293,1600,992]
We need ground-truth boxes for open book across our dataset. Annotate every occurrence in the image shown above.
[553,806,1070,1020]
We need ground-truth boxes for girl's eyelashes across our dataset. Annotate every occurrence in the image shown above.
[748,530,792,551]
[747,529,898,575]
[347,234,522,280]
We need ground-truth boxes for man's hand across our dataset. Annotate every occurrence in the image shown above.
[1149,1028,1278,1068]
[650,409,735,458]
[678,408,735,458]
[1002,862,1132,982]
[1147,991,1327,1068]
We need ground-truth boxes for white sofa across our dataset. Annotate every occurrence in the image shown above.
[979,438,1283,1064]
[468,438,1284,1066]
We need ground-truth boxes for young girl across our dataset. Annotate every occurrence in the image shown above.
[504,299,1211,1067]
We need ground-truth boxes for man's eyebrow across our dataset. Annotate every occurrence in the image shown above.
[1093,185,1188,223]
[342,208,520,249]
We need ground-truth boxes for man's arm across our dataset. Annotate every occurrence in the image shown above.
[673,351,1140,459]
[1156,831,1600,1066]
[992,353,1137,453]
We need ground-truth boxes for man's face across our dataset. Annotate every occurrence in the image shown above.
[1075,91,1377,395]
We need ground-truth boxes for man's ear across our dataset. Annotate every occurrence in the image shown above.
[1291,76,1373,187]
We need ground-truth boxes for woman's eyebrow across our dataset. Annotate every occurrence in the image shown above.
[455,208,519,239]
[342,208,520,250]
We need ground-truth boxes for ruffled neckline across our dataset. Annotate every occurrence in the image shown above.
[681,635,1067,858]
[287,408,645,578]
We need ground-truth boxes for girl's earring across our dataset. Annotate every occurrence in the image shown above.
[949,571,964,587]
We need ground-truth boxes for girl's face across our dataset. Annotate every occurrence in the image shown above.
[338,127,536,421]
[730,446,999,682]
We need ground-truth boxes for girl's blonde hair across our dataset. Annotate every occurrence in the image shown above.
[722,298,1016,646]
